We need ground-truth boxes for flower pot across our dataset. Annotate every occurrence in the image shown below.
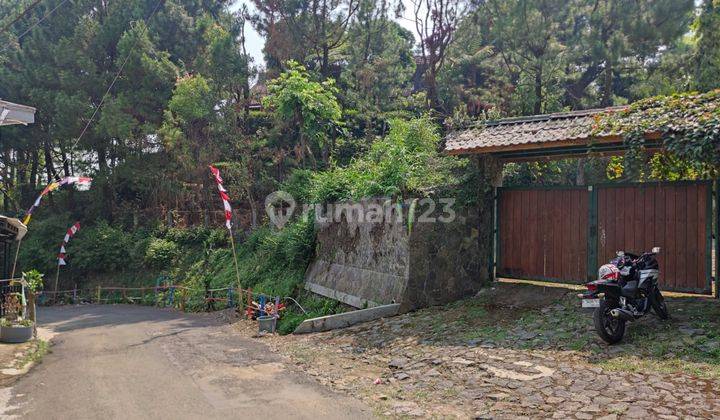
[257,315,277,333]
[1,325,33,343]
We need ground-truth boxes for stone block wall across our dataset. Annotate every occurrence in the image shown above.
[304,199,488,311]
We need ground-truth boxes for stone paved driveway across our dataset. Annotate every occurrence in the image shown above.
[236,283,720,419]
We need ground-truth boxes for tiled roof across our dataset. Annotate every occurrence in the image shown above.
[445,107,626,155]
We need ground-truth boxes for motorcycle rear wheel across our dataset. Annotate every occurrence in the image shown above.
[593,299,626,344]
[650,287,670,320]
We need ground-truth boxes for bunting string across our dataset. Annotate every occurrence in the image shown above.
[24,177,92,225]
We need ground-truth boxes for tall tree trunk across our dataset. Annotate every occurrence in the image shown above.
[16,150,28,205]
[60,141,74,211]
[43,140,59,182]
[601,58,613,107]
[425,67,440,112]
[321,45,330,77]
[97,147,113,221]
[576,158,586,185]
[29,150,39,189]
[246,187,258,230]
[534,64,543,114]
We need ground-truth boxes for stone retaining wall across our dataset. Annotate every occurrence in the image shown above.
[304,198,489,311]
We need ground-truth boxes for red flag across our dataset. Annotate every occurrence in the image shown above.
[58,222,81,266]
[209,165,232,230]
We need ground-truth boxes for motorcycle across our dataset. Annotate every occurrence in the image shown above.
[579,247,669,344]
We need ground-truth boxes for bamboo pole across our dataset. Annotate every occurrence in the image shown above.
[10,238,22,279]
[228,230,242,300]
[53,263,60,304]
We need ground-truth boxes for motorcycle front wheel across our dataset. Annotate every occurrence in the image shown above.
[593,299,626,344]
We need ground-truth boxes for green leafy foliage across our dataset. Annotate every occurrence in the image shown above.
[22,270,43,294]
[695,0,720,91]
[594,89,720,174]
[144,239,179,269]
[310,118,464,202]
[263,61,343,167]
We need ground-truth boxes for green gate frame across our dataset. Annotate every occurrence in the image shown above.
[493,180,716,295]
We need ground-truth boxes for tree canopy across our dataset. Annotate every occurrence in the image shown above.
[1,0,719,227]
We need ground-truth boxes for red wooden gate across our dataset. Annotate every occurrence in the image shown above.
[496,182,713,294]
[596,183,712,293]
[497,187,588,283]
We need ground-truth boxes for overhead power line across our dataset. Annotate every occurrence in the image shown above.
[0,0,70,41]
[0,0,43,34]
[67,0,166,163]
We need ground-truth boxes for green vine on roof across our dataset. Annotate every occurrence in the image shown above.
[592,89,720,173]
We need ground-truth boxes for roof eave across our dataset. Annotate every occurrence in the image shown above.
[446,131,663,157]
[0,100,36,126]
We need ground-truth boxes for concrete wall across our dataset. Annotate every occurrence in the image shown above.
[304,198,488,311]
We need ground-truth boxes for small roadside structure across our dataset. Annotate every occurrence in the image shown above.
[445,90,720,296]
[0,99,36,126]
[0,217,27,279]
[0,99,35,280]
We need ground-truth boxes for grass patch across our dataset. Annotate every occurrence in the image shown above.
[598,355,720,379]
[390,284,720,379]
[15,339,49,369]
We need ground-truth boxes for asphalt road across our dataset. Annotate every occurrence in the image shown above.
[0,305,373,419]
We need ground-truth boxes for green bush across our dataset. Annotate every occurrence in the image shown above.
[310,117,463,202]
[280,169,314,204]
[71,221,135,273]
[177,217,316,312]
[144,238,180,269]
[160,226,215,246]
[17,214,75,275]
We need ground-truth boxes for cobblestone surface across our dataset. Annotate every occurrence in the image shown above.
[234,283,720,419]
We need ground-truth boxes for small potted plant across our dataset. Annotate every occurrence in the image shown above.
[22,270,43,329]
[0,291,33,343]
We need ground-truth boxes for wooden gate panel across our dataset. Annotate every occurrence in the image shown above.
[596,183,711,293]
[498,188,588,282]
[497,182,712,294]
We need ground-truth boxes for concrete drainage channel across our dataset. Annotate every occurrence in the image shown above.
[293,304,401,334]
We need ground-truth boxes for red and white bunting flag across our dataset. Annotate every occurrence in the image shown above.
[58,222,81,266]
[24,177,92,225]
[209,165,232,230]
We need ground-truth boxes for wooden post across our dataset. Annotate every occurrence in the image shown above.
[53,263,60,304]
[28,292,37,338]
[715,179,719,299]
[241,288,246,313]
[9,238,22,280]
[228,231,242,297]
[247,289,253,319]
[96,285,101,303]
[179,288,186,311]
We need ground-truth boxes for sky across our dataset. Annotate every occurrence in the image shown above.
[230,0,420,68]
